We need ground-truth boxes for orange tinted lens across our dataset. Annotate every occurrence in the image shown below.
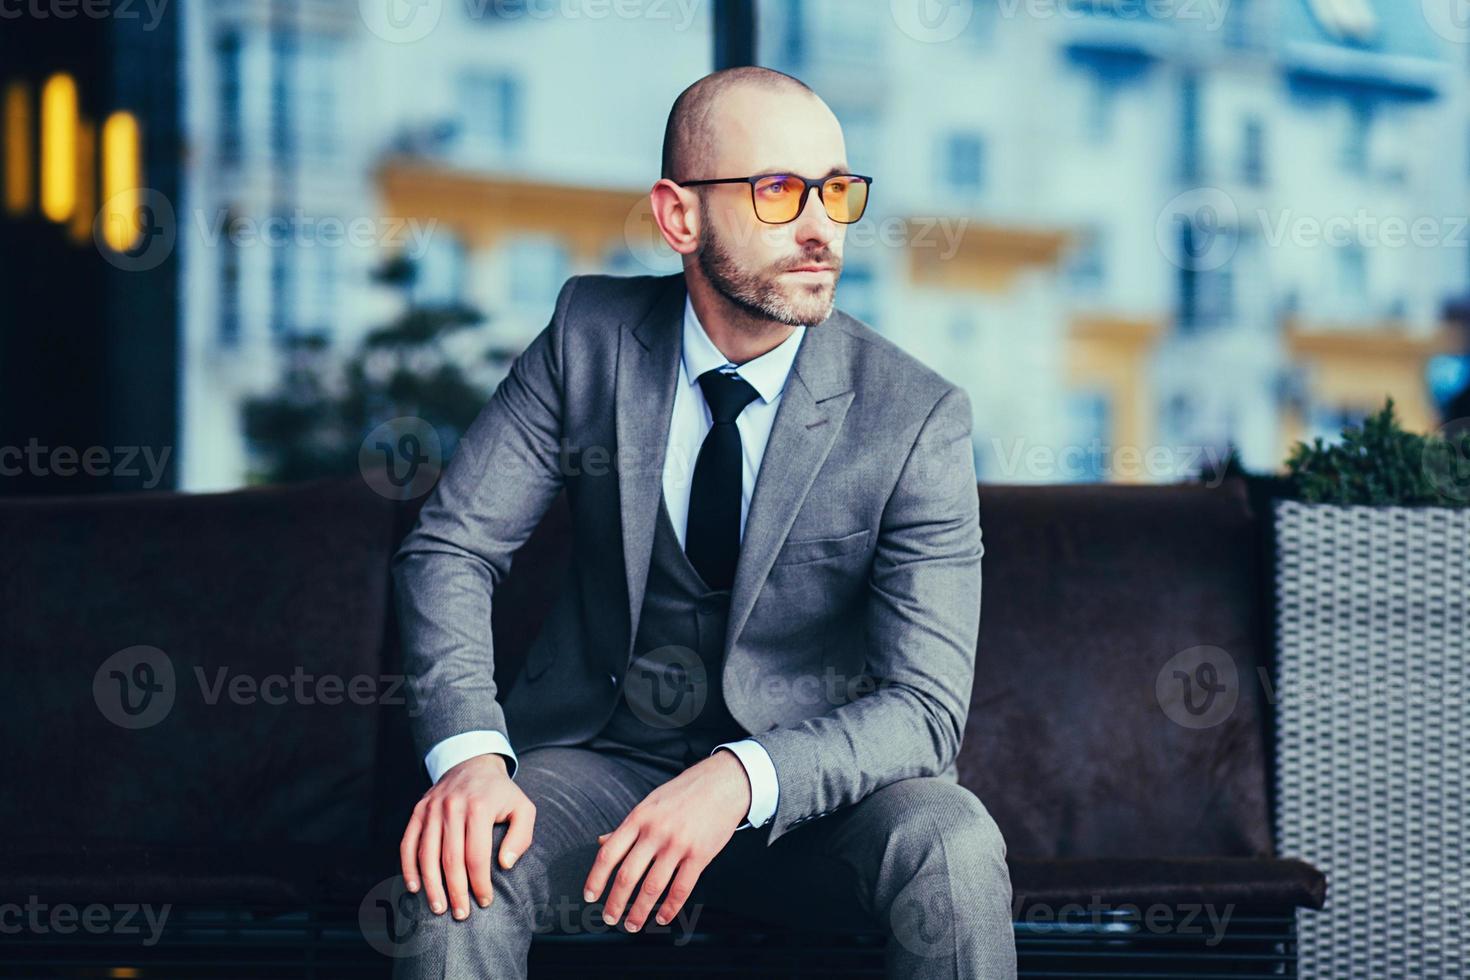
[822,176,867,223]
[753,175,803,222]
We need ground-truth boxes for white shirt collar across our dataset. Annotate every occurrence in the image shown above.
[681,293,806,404]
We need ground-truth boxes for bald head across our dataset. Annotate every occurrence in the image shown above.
[660,67,818,183]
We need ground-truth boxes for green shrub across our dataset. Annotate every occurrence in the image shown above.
[1283,396,1470,507]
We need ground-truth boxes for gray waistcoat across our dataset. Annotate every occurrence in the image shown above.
[588,487,747,769]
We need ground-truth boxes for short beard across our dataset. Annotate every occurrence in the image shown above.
[696,220,838,328]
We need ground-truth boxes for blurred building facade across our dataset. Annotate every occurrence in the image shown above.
[757,0,1465,482]
[178,0,707,489]
[167,0,1470,489]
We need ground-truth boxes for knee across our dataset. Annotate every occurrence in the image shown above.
[945,783,1008,867]
[852,779,1012,955]
[873,779,1009,875]
[485,821,543,915]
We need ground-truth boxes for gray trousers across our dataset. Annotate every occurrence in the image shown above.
[390,745,1017,979]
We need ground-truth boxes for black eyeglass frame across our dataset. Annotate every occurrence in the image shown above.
[675,172,874,224]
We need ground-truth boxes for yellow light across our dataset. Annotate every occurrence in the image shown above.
[4,81,30,215]
[41,72,78,222]
[101,110,141,252]
[69,117,96,243]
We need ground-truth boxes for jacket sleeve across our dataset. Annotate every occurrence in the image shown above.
[392,274,580,769]
[750,385,982,844]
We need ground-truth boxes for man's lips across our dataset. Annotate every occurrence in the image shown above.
[784,266,834,274]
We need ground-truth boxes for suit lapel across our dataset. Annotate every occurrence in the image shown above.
[615,274,686,667]
[613,272,856,668]
[722,310,854,656]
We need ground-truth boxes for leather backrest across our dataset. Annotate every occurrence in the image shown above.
[961,480,1274,859]
[0,478,397,846]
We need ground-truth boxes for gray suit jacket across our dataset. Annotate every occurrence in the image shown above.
[392,271,983,845]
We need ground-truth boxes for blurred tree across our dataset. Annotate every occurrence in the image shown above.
[243,255,491,485]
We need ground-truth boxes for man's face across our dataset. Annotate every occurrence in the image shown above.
[691,87,850,328]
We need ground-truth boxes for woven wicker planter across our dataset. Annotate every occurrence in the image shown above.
[1273,499,1470,978]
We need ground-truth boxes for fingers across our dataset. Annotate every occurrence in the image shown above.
[654,860,704,928]
[418,799,448,915]
[464,797,494,909]
[622,851,679,932]
[500,798,535,870]
[602,838,659,926]
[401,759,535,921]
[583,822,635,906]
[400,798,427,893]
[441,796,472,919]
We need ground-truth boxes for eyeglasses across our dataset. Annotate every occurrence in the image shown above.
[677,172,873,225]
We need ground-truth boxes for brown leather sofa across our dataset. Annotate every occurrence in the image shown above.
[0,475,1324,978]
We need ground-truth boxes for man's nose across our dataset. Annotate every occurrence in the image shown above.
[791,185,837,245]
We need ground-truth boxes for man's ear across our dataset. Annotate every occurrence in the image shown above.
[648,179,701,257]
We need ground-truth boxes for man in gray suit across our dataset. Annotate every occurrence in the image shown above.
[392,66,1016,979]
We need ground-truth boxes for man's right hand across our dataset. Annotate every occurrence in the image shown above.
[400,753,535,919]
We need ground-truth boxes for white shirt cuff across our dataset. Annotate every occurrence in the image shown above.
[712,739,779,830]
[424,730,519,785]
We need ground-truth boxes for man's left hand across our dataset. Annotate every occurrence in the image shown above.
[583,748,752,931]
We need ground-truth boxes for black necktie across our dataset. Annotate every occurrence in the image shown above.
[685,367,760,591]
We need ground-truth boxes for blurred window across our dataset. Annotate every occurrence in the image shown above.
[415,233,467,307]
[270,31,296,161]
[1064,391,1110,483]
[458,72,520,158]
[1341,101,1370,175]
[838,259,877,325]
[507,236,568,309]
[1241,116,1266,186]
[942,131,985,196]
[218,30,242,164]
[1065,228,1106,297]
[270,230,295,340]
[297,35,339,163]
[220,227,240,347]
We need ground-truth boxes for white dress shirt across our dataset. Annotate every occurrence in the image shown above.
[425,295,804,832]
